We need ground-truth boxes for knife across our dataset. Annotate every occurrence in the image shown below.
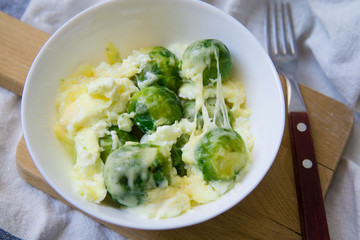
[286,75,331,240]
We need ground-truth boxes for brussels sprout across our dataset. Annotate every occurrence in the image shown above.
[183,98,233,127]
[128,85,183,133]
[205,98,233,126]
[181,39,232,86]
[183,100,197,122]
[170,134,189,177]
[136,47,182,92]
[195,128,247,181]
[99,125,138,162]
[103,144,172,207]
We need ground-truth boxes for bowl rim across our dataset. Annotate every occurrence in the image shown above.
[21,0,285,230]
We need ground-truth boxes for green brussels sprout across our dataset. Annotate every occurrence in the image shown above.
[195,128,247,181]
[183,98,233,127]
[99,126,138,162]
[205,98,233,126]
[181,39,232,86]
[136,47,182,92]
[103,143,172,207]
[183,100,197,122]
[170,134,189,177]
[128,85,183,133]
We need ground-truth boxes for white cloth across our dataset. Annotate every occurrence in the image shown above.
[0,0,359,239]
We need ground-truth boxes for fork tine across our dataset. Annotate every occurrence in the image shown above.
[266,1,276,55]
[277,2,287,55]
[265,2,270,52]
[265,1,274,54]
[266,1,284,55]
[283,3,297,55]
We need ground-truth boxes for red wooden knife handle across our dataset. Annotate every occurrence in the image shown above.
[288,112,330,240]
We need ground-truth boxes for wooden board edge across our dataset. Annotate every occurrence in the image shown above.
[0,11,50,96]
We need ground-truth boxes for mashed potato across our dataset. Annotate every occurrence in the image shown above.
[55,41,253,219]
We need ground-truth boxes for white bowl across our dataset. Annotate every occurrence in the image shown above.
[21,0,285,230]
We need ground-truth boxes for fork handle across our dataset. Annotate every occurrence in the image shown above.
[288,112,330,240]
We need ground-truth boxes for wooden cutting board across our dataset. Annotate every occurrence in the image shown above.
[1,11,354,239]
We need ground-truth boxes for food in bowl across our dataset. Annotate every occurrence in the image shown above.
[54,39,254,219]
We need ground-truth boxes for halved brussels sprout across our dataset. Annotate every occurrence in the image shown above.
[195,128,247,181]
[136,46,182,92]
[170,134,189,177]
[99,125,138,162]
[103,144,172,207]
[183,98,233,127]
[181,39,232,85]
[128,85,183,133]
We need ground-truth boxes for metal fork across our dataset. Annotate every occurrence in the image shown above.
[266,2,330,240]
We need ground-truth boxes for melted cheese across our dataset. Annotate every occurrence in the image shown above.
[126,187,191,219]
[118,50,150,78]
[117,112,134,132]
[140,119,194,151]
[72,128,106,203]
[55,42,253,218]
[137,71,158,89]
[182,44,233,167]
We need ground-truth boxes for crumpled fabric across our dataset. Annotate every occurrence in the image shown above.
[0,0,359,239]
